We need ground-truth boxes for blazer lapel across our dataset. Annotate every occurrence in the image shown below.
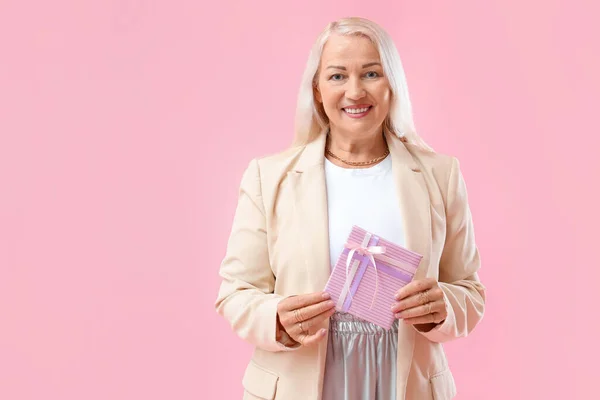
[385,131,432,276]
[287,133,332,293]
[385,131,433,396]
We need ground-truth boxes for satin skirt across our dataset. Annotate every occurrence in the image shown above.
[322,312,399,400]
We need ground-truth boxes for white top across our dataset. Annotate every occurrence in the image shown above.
[324,155,406,270]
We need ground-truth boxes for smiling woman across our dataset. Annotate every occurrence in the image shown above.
[215,17,485,400]
[315,36,391,137]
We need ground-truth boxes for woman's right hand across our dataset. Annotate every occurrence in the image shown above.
[276,292,336,346]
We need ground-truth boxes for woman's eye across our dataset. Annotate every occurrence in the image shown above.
[330,74,344,81]
[365,71,380,78]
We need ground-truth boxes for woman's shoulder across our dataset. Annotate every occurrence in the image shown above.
[403,141,456,171]
[255,143,306,166]
[240,143,308,185]
[401,141,466,196]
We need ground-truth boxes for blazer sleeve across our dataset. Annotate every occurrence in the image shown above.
[418,157,486,343]
[214,159,300,352]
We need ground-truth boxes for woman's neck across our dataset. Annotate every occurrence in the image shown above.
[325,129,388,168]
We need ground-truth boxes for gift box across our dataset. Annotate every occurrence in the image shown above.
[324,225,423,330]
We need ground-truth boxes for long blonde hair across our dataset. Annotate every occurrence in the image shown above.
[293,17,434,152]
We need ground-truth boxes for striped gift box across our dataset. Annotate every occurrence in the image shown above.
[324,225,423,330]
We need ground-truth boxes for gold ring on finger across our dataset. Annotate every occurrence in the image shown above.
[294,309,301,323]
[299,321,307,334]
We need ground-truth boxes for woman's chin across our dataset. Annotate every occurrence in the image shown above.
[331,121,382,136]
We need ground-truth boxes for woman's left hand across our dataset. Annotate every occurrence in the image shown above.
[391,278,448,328]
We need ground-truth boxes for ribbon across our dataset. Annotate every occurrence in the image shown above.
[345,242,385,310]
[336,232,384,311]
[335,232,417,313]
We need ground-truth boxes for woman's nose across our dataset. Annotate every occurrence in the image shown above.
[345,78,366,100]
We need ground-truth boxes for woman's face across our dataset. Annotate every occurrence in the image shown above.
[314,34,391,138]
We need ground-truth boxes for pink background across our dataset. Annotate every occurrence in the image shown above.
[1,0,599,399]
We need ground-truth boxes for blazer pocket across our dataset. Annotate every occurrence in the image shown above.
[429,368,457,400]
[242,360,279,400]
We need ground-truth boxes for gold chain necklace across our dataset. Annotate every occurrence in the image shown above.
[325,137,389,167]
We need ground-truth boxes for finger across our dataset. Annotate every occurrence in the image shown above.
[280,292,331,312]
[297,299,336,322]
[288,306,335,338]
[391,287,443,313]
[395,300,445,320]
[292,307,335,345]
[297,306,336,334]
[297,328,328,347]
[395,278,436,300]
[391,291,430,313]
[281,299,335,328]
[402,312,445,325]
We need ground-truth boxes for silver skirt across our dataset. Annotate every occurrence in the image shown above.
[322,312,399,400]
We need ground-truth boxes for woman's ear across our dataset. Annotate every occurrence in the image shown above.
[313,83,322,103]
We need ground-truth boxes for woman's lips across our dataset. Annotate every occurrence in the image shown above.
[342,106,372,118]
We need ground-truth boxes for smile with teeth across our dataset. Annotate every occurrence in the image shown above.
[343,106,371,114]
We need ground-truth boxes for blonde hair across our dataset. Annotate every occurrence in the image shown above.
[293,17,434,152]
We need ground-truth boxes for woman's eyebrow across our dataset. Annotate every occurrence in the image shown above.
[362,62,381,68]
[326,62,382,70]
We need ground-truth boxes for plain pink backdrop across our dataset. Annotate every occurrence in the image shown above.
[1,0,599,399]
